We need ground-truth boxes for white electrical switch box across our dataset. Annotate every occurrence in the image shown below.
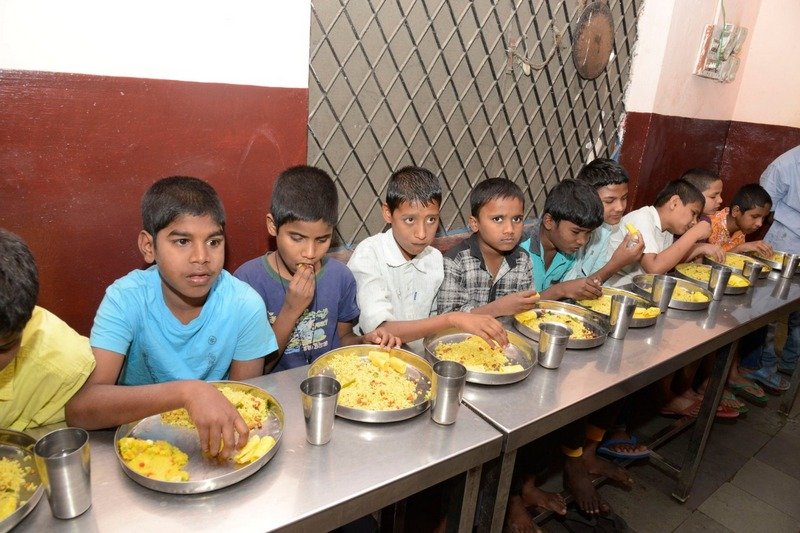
[694,23,747,82]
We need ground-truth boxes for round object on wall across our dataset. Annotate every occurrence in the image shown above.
[571,1,614,80]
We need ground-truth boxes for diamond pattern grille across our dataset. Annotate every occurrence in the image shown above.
[309,0,641,246]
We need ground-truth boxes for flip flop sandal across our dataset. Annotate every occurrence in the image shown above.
[660,399,739,419]
[744,370,791,392]
[596,435,651,460]
[727,381,768,406]
[722,390,749,414]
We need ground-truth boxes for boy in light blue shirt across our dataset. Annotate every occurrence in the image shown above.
[68,176,277,460]
[563,158,643,282]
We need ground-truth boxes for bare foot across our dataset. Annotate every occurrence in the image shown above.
[660,394,696,414]
[563,456,610,515]
[519,477,566,515]
[583,441,634,486]
[504,494,542,533]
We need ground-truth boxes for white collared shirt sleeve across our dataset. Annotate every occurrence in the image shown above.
[348,236,397,334]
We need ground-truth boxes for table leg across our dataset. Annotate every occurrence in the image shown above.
[475,449,516,533]
[443,466,481,533]
[672,341,737,502]
[780,361,800,416]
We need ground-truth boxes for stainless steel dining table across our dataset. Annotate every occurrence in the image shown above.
[466,275,800,532]
[18,365,503,532]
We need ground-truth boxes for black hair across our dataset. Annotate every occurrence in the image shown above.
[271,165,338,228]
[0,229,39,336]
[576,158,630,188]
[141,176,225,237]
[731,183,772,212]
[542,179,604,229]
[385,166,442,212]
[680,168,721,193]
[470,178,524,217]
[654,179,705,207]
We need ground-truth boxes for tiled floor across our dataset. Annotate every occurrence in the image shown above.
[542,390,800,532]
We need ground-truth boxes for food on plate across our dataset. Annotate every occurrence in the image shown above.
[324,351,426,410]
[515,310,595,340]
[118,437,190,482]
[672,286,710,303]
[717,254,771,274]
[434,335,519,373]
[756,251,785,264]
[233,435,277,465]
[0,457,33,521]
[161,385,269,430]
[578,294,660,319]
[676,263,749,288]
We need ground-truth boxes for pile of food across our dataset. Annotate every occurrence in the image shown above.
[0,457,32,520]
[672,286,710,302]
[676,264,749,288]
[434,335,523,373]
[117,438,190,482]
[325,350,425,410]
[515,310,595,340]
[757,251,785,263]
[161,386,269,430]
[578,295,660,319]
[719,254,771,274]
[232,435,277,465]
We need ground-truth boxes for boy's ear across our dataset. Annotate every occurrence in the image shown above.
[266,213,278,237]
[381,203,393,225]
[468,215,479,233]
[731,205,742,217]
[669,194,680,211]
[542,213,555,230]
[138,230,156,264]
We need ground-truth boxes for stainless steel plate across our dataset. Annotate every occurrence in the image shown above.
[423,328,536,385]
[704,252,771,278]
[632,274,712,311]
[114,381,284,494]
[514,300,609,349]
[0,429,43,533]
[751,250,787,271]
[673,263,749,295]
[576,287,660,328]
[308,345,433,423]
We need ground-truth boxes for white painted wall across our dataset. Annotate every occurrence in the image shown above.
[0,0,311,88]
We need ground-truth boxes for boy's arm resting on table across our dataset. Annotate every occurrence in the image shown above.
[375,313,509,347]
[66,348,249,460]
[640,222,710,274]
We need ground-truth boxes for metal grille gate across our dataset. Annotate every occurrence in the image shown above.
[308,0,641,247]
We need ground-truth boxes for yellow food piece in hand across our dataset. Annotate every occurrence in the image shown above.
[625,223,638,235]
[368,350,390,369]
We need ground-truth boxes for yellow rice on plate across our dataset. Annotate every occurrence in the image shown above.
[118,437,190,482]
[719,254,772,274]
[672,285,710,302]
[0,457,27,520]
[578,294,660,319]
[434,335,512,372]
[161,385,269,430]
[676,263,749,288]
[325,352,423,410]
[515,310,595,340]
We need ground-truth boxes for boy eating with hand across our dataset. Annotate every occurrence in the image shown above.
[67,177,277,460]
[235,165,399,373]
[437,178,539,317]
[348,166,507,354]
[708,183,773,256]
[681,168,726,262]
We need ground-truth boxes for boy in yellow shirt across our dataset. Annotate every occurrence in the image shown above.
[0,229,95,430]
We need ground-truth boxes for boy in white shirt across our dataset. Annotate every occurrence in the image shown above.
[348,166,507,354]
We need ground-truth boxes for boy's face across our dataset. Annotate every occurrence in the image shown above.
[267,216,333,275]
[733,204,771,234]
[469,196,525,254]
[138,214,225,311]
[597,183,629,226]
[0,331,22,372]
[542,215,594,255]
[665,196,702,235]
[383,200,440,261]
[701,179,724,215]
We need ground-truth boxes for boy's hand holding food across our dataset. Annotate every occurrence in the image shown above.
[690,220,712,240]
[558,277,603,300]
[612,232,645,265]
[493,290,540,316]
[737,240,774,257]
[183,381,249,460]
[451,312,508,348]
[691,243,725,262]
[363,327,402,349]
[284,262,315,315]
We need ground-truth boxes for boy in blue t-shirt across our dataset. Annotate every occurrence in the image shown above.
[235,165,399,372]
[67,177,277,460]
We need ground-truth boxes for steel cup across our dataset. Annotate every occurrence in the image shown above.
[781,253,799,278]
[608,294,636,339]
[33,427,92,519]
[708,265,732,301]
[300,375,341,445]
[431,360,467,425]
[772,277,792,299]
[741,260,762,287]
[651,275,677,312]
[537,322,572,369]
